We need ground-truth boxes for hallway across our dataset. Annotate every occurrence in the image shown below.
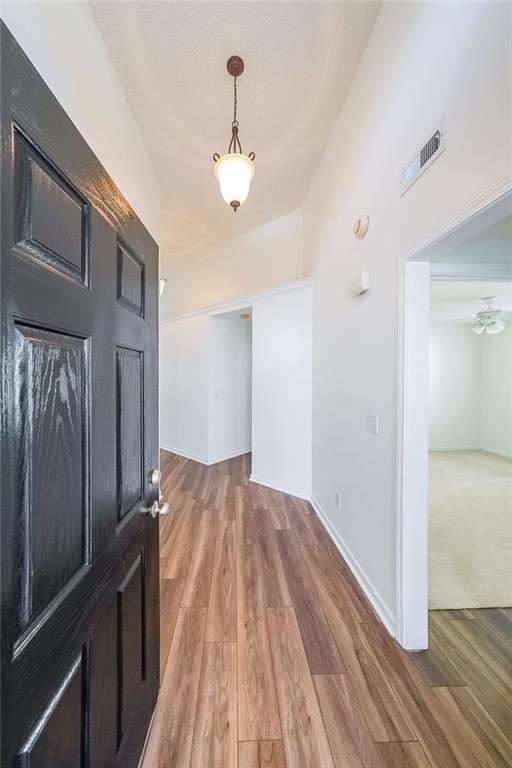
[142,451,512,768]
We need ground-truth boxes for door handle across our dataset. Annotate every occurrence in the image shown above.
[146,500,170,518]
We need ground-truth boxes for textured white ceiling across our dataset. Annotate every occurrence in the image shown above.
[91,1,380,267]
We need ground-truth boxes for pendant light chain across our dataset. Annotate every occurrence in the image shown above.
[228,75,243,155]
[233,75,238,125]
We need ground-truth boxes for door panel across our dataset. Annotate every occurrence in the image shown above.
[90,600,118,768]
[118,552,146,744]
[1,22,160,768]
[14,324,90,636]
[117,346,145,520]
[16,652,86,768]
[117,240,145,316]
[15,129,90,287]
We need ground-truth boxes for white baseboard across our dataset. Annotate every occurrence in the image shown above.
[310,495,396,637]
[208,448,251,465]
[481,446,512,460]
[160,444,251,466]
[429,445,512,460]
[250,474,310,501]
[160,444,209,465]
[429,446,480,452]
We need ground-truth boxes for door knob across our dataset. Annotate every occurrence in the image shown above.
[149,468,161,485]
[147,500,170,518]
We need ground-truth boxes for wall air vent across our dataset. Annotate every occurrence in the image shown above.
[400,118,446,195]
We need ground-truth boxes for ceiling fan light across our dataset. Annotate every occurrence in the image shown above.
[214,153,255,210]
[486,320,505,335]
[472,324,485,335]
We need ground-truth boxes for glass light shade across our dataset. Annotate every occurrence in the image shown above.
[214,153,255,208]
[486,320,505,335]
[472,324,485,335]
[159,277,168,296]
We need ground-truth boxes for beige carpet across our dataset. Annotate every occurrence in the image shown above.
[429,450,512,610]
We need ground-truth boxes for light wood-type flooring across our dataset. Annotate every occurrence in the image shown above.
[141,450,512,768]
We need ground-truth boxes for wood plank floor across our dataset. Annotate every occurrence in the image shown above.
[141,451,512,768]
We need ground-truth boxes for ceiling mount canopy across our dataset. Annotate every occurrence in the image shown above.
[226,54,244,77]
[213,55,255,212]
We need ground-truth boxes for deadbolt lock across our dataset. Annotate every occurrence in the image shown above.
[149,468,161,485]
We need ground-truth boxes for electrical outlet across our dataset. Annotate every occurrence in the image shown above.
[335,491,342,510]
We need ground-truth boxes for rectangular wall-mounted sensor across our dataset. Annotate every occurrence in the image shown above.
[349,269,371,298]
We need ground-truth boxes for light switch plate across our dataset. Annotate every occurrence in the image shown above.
[366,413,379,435]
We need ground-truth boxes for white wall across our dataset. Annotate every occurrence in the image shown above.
[161,210,303,319]
[481,322,512,458]
[0,2,160,241]
[303,2,511,627]
[159,315,210,462]
[429,324,481,449]
[209,317,252,464]
[428,321,512,458]
[251,287,312,499]
[159,282,312,495]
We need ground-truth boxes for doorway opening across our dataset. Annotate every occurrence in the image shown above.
[428,280,512,611]
[209,307,253,471]
[396,184,512,650]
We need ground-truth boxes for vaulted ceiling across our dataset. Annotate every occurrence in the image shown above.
[91,2,380,268]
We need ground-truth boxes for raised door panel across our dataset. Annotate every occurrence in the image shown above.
[14,129,90,286]
[116,347,144,520]
[117,552,146,749]
[15,652,86,768]
[117,240,144,316]
[90,598,118,768]
[14,324,89,637]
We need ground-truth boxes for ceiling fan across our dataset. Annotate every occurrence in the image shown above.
[471,296,508,335]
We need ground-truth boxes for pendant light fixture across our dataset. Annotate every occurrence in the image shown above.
[213,56,255,212]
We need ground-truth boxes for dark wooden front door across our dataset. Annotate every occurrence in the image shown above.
[1,23,160,768]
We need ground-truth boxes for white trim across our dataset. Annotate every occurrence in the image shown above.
[430,262,512,280]
[396,176,512,651]
[404,173,512,262]
[249,474,310,501]
[430,446,512,459]
[481,447,512,460]
[310,496,396,637]
[160,443,209,465]
[161,444,251,466]
[161,277,313,325]
[429,445,481,452]
[396,260,430,651]
[208,448,252,465]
